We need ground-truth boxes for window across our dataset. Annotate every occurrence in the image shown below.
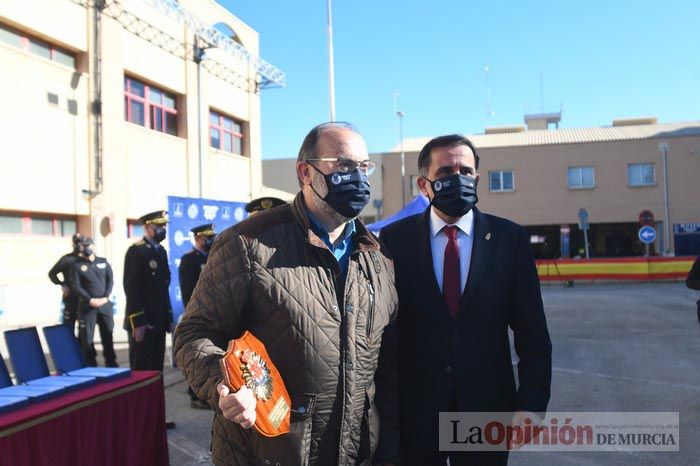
[209,110,244,155]
[0,23,75,68]
[628,163,655,187]
[489,170,515,192]
[124,76,178,135]
[567,166,595,189]
[127,220,144,238]
[0,213,77,236]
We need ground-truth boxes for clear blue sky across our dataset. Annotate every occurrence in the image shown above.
[218,0,699,159]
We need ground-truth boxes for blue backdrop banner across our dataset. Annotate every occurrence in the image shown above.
[167,195,248,323]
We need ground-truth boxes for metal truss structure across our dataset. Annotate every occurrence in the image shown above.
[70,0,285,92]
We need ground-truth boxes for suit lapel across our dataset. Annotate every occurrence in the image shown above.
[415,208,455,327]
[458,209,494,317]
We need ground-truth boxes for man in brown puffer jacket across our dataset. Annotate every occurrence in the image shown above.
[174,122,399,466]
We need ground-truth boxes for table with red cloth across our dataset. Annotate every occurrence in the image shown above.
[0,371,168,466]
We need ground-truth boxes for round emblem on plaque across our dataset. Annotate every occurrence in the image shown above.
[149,260,158,270]
[237,348,273,401]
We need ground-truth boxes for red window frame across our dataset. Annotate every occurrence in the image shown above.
[124,76,178,136]
[209,110,244,155]
[0,23,75,68]
[0,213,76,237]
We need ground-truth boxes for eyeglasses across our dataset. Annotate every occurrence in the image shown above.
[306,158,376,175]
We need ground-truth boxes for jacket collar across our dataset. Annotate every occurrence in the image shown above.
[291,192,380,254]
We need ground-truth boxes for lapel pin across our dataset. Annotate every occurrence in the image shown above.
[485,233,491,241]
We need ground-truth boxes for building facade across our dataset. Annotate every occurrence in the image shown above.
[0,0,284,329]
[381,118,700,258]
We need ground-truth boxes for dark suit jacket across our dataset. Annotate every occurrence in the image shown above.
[381,208,552,451]
[178,248,207,307]
[687,255,700,290]
[122,238,172,331]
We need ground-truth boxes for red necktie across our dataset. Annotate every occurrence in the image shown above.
[442,225,460,319]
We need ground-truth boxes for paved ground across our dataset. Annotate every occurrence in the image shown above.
[6,282,699,465]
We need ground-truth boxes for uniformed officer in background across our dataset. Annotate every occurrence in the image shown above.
[48,233,84,334]
[123,210,176,429]
[178,223,217,409]
[244,196,286,215]
[123,210,174,371]
[69,237,117,367]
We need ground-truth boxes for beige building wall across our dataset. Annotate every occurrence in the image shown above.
[381,124,700,255]
[0,0,273,333]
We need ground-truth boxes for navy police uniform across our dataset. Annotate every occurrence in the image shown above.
[48,233,84,333]
[69,244,117,367]
[123,211,173,371]
[178,223,216,407]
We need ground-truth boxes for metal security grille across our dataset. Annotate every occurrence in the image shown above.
[69,0,285,93]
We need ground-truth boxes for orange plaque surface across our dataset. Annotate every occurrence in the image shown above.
[220,331,291,437]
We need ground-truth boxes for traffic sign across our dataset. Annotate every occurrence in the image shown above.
[638,210,654,226]
[578,208,589,231]
[638,226,657,244]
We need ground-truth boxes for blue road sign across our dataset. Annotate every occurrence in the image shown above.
[638,225,657,244]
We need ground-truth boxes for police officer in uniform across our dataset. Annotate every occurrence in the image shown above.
[48,233,84,334]
[123,210,174,371]
[177,223,216,409]
[69,237,117,367]
[244,196,286,216]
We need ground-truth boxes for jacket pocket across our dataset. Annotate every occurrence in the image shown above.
[252,393,316,466]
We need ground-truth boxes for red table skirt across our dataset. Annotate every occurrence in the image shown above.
[0,371,168,466]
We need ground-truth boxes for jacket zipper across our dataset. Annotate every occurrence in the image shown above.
[326,265,347,464]
[360,264,375,338]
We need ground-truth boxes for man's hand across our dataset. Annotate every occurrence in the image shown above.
[132,325,147,342]
[509,411,541,450]
[217,383,256,429]
[89,298,101,308]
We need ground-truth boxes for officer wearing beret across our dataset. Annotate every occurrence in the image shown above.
[244,196,286,215]
[178,223,217,409]
[69,237,117,367]
[123,210,174,373]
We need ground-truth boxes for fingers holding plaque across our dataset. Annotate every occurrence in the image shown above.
[220,331,291,437]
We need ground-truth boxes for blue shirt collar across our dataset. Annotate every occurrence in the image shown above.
[305,209,356,247]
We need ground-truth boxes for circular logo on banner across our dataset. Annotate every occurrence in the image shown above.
[234,207,245,222]
[174,230,186,247]
[80,265,88,272]
[149,260,158,270]
[434,180,443,191]
[187,204,199,219]
[331,173,342,185]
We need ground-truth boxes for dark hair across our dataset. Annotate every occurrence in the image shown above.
[417,134,480,176]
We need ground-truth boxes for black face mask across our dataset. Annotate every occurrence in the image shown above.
[309,165,371,219]
[152,226,167,243]
[83,247,94,257]
[428,173,478,217]
[203,235,216,252]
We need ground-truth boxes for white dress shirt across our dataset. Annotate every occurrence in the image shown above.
[429,208,474,293]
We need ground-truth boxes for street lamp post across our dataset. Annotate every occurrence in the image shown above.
[326,0,336,121]
[397,110,406,207]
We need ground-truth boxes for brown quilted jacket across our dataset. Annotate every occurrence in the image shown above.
[174,193,399,465]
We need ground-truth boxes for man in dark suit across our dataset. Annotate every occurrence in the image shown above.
[686,255,700,323]
[178,223,216,409]
[381,134,552,465]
